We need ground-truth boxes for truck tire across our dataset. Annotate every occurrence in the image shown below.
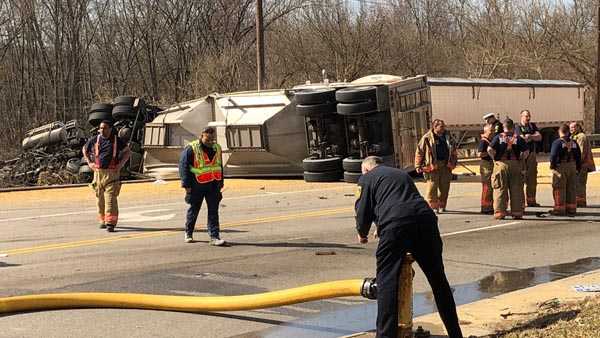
[302,156,342,172]
[129,141,142,153]
[296,102,337,116]
[113,96,136,106]
[335,86,377,103]
[343,171,362,183]
[129,151,143,172]
[295,88,336,105]
[337,101,377,115]
[89,103,113,113]
[343,157,363,172]
[79,164,92,174]
[88,111,114,127]
[66,158,81,174]
[303,170,342,182]
[112,105,139,120]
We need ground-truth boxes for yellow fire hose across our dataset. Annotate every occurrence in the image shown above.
[0,278,377,314]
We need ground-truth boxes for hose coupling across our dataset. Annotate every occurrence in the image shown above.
[360,278,377,299]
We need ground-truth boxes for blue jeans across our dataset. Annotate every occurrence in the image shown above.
[185,181,222,239]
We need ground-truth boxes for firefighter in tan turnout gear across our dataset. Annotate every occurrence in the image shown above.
[570,122,596,207]
[487,118,529,220]
[515,110,542,207]
[83,120,131,232]
[415,119,458,213]
[550,124,582,216]
[478,124,494,214]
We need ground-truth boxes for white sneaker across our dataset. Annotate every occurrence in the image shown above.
[185,234,193,243]
[210,238,226,246]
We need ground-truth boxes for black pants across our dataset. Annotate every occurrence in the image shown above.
[375,211,462,338]
[185,181,222,239]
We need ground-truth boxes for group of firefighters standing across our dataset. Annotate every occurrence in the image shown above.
[416,110,596,219]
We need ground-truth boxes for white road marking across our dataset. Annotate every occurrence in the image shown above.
[441,221,522,237]
[325,298,364,306]
[118,209,176,223]
[281,305,321,313]
[169,290,214,296]
[0,186,351,223]
[285,237,309,241]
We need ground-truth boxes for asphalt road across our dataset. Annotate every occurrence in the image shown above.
[1,177,599,338]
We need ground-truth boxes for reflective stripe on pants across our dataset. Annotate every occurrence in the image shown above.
[93,169,121,225]
[492,160,524,217]
[425,160,452,210]
[552,162,578,215]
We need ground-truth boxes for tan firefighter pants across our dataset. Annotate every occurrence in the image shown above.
[523,153,538,205]
[424,160,452,210]
[92,169,121,225]
[576,170,588,207]
[480,160,494,213]
[492,160,524,218]
[552,162,578,215]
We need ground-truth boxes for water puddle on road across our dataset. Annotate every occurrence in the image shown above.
[252,257,600,338]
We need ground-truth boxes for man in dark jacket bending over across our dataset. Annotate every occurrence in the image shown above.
[355,156,463,338]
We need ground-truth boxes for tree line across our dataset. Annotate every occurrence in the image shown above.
[0,0,597,158]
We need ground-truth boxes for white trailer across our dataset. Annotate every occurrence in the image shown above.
[428,77,585,153]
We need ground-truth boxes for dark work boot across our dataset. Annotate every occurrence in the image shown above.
[106,224,115,232]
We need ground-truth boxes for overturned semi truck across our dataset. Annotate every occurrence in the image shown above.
[142,74,431,183]
[142,91,307,179]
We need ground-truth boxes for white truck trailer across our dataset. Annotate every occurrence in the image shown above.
[428,77,585,153]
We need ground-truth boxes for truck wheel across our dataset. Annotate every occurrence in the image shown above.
[343,171,362,183]
[66,158,81,174]
[343,157,363,172]
[335,86,377,103]
[88,111,114,127]
[296,102,337,116]
[303,170,342,182]
[302,156,343,172]
[337,101,377,115]
[129,141,142,153]
[89,103,113,113]
[112,105,141,120]
[295,88,336,105]
[113,96,136,106]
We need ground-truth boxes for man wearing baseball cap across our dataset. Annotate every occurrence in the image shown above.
[483,113,502,137]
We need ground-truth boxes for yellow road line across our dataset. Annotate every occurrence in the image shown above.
[4,207,353,256]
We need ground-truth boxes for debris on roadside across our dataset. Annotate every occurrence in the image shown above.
[488,296,600,338]
[152,179,168,185]
[315,251,336,256]
[0,97,161,189]
[538,298,561,310]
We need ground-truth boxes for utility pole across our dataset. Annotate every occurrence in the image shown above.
[596,1,600,132]
[256,0,265,91]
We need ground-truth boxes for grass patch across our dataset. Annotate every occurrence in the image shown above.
[483,296,600,338]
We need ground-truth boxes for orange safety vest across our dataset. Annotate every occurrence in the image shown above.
[189,140,223,184]
[95,135,118,169]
